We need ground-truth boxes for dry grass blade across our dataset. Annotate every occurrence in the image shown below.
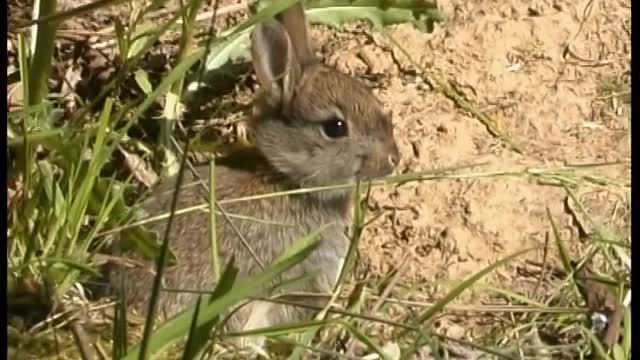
[398,246,538,337]
[94,161,627,239]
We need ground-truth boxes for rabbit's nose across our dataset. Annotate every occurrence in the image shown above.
[387,142,400,168]
[388,153,399,168]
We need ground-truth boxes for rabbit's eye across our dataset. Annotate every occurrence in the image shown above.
[321,117,348,138]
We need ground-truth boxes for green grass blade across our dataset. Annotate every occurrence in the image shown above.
[273,225,326,264]
[181,296,205,360]
[113,270,129,359]
[480,285,546,308]
[64,98,114,254]
[182,256,240,360]
[137,141,192,360]
[28,0,58,106]
[17,33,32,202]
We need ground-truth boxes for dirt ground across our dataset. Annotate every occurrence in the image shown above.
[353,0,631,286]
[345,0,631,340]
[8,0,631,355]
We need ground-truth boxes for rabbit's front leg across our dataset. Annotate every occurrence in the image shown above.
[232,300,276,354]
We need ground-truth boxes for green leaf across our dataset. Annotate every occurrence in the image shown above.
[305,0,443,31]
[114,18,128,60]
[127,23,156,60]
[184,29,252,97]
[203,30,252,71]
[131,48,205,124]
[108,185,177,265]
[622,305,631,358]
[86,178,119,219]
[134,69,153,95]
[185,0,301,97]
[612,344,625,360]
[186,0,442,96]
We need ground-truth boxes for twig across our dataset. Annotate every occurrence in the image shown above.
[532,232,551,301]
[345,252,411,354]
[70,319,95,360]
[371,253,411,312]
[94,342,109,360]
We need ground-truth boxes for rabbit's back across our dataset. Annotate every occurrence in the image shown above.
[122,149,351,320]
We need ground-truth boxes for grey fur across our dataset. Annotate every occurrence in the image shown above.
[114,1,400,346]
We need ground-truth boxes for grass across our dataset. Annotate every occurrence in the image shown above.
[7,0,630,359]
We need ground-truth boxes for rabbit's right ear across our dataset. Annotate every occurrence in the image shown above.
[251,20,301,107]
[275,2,315,65]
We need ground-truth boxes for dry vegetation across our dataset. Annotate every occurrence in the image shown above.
[7,0,631,359]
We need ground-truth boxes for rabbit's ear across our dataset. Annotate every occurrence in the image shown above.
[276,2,315,64]
[251,20,301,106]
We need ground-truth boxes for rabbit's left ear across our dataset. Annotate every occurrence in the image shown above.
[251,19,301,107]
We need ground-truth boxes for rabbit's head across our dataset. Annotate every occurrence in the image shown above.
[250,2,400,192]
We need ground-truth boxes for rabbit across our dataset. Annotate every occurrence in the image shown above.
[115,1,400,350]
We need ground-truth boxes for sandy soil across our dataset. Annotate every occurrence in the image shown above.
[297,0,630,344]
[352,0,631,287]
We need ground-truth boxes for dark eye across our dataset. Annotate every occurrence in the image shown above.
[321,117,348,138]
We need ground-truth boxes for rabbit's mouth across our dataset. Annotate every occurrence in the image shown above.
[355,155,398,181]
[354,171,390,183]
[353,138,400,181]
